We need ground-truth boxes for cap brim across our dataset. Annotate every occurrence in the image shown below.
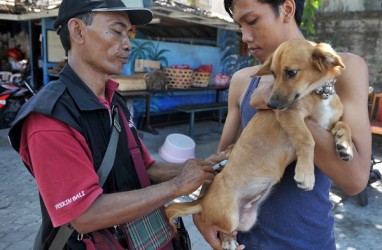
[92,8,153,25]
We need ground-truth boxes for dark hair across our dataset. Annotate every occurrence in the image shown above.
[224,0,305,26]
[58,12,96,53]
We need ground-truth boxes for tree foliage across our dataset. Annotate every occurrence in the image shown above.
[301,0,323,37]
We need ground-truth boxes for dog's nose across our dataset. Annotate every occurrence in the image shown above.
[267,101,278,109]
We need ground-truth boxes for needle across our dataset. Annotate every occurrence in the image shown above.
[212,159,228,171]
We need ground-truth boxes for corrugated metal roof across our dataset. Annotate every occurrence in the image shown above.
[0,0,239,43]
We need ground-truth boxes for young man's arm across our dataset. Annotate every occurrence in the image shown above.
[308,53,371,195]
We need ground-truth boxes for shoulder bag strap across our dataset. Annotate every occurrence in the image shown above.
[117,106,151,188]
[97,107,121,186]
[49,106,121,250]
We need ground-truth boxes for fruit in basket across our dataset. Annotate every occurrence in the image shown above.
[170,64,191,69]
[195,64,213,73]
[213,74,230,87]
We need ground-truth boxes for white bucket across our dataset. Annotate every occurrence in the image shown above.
[159,133,196,163]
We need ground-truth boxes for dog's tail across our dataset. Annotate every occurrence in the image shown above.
[165,199,202,229]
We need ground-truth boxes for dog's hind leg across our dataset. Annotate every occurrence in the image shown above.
[331,121,353,161]
[220,232,239,250]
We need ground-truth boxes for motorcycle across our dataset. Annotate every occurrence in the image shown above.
[0,60,35,129]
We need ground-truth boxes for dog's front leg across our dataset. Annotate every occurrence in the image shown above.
[276,110,315,190]
[331,121,353,161]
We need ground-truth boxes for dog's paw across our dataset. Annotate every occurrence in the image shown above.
[333,128,353,161]
[222,238,239,250]
[294,168,315,191]
[335,141,353,161]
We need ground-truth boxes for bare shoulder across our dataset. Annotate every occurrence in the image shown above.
[229,65,261,99]
[336,52,369,100]
[338,52,368,73]
[231,65,261,84]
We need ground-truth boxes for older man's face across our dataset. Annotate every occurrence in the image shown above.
[78,12,133,75]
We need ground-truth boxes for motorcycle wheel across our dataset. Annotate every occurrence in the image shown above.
[0,99,24,129]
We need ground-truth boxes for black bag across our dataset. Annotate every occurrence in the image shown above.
[171,217,191,250]
[144,70,167,91]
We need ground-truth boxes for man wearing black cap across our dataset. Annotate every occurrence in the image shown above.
[8,0,225,249]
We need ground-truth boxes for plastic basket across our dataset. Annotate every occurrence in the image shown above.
[163,67,193,89]
[192,71,210,87]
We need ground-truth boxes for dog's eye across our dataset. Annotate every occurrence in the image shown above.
[286,70,298,79]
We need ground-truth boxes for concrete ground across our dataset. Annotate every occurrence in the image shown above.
[0,120,381,250]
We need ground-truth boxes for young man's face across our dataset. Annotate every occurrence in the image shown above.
[79,12,133,75]
[232,0,292,63]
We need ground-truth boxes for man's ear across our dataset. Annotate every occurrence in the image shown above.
[67,18,85,44]
[282,0,296,23]
[251,55,273,77]
[312,43,345,73]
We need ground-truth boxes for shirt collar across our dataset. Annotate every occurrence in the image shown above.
[59,64,119,111]
[105,79,119,103]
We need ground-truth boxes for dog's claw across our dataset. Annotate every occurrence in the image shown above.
[338,151,353,161]
[333,128,353,162]
[222,238,239,250]
[335,142,353,161]
[294,168,315,191]
[336,144,345,150]
[297,182,314,191]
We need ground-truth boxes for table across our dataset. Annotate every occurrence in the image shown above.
[174,102,228,136]
[119,86,228,134]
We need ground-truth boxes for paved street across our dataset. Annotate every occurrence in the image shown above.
[1,121,381,249]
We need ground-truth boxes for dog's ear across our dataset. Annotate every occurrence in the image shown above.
[312,43,345,73]
[251,55,273,77]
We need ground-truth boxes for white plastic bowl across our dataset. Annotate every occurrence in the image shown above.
[159,133,196,163]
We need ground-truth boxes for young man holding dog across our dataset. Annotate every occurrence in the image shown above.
[8,0,225,249]
[193,0,371,249]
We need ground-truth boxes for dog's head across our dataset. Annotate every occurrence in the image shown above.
[251,39,345,110]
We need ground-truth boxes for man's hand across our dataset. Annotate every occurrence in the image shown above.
[193,213,223,249]
[193,213,245,250]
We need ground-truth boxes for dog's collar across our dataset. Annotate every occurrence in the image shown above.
[315,79,336,99]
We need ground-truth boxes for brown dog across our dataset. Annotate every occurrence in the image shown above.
[165,39,353,250]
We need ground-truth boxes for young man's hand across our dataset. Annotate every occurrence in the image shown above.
[193,213,245,250]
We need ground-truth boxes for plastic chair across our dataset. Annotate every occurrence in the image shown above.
[370,92,382,135]
[0,71,12,82]
[357,92,382,206]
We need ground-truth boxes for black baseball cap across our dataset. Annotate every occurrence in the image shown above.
[54,0,153,33]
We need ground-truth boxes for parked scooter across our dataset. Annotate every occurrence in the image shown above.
[0,60,35,129]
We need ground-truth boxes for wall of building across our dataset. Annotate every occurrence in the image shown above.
[316,1,382,88]
[320,0,382,12]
